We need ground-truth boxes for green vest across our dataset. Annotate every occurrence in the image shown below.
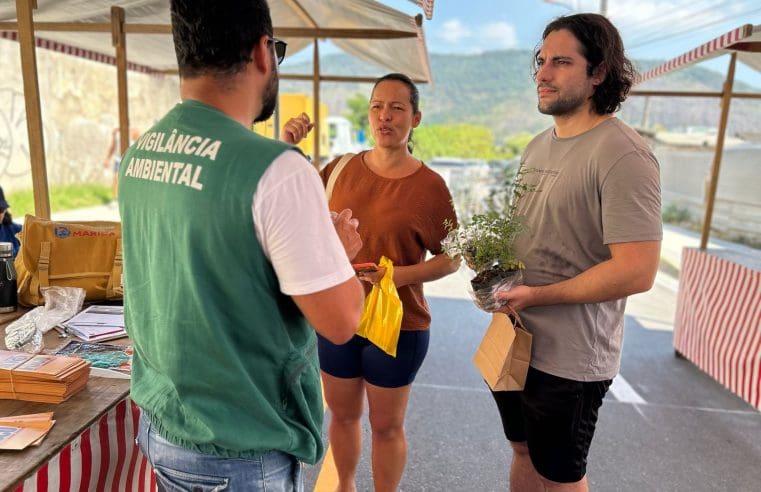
[119,100,323,463]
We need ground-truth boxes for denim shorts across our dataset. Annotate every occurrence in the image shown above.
[317,330,429,388]
[490,366,612,483]
[137,411,303,491]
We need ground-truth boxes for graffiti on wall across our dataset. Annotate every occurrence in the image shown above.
[0,37,180,192]
[0,88,31,184]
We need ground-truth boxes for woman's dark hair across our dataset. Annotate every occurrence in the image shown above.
[171,0,273,79]
[532,13,636,115]
[372,73,420,154]
[1,211,12,226]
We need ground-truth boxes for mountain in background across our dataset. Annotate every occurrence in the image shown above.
[281,50,761,142]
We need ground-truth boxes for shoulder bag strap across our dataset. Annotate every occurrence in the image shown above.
[32,241,51,304]
[325,153,355,201]
[106,237,123,298]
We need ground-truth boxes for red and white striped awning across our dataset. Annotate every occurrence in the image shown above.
[0,30,158,74]
[636,24,761,85]
[408,0,435,20]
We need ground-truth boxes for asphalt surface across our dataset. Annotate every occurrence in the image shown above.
[304,269,761,492]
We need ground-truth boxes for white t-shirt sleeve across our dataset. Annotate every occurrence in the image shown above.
[253,150,355,296]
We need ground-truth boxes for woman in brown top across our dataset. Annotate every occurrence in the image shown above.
[317,73,460,492]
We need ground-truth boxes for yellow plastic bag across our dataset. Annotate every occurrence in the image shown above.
[356,256,403,357]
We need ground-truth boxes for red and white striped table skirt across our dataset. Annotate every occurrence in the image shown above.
[12,399,156,492]
[674,248,761,411]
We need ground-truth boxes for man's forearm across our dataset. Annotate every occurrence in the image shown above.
[528,240,661,307]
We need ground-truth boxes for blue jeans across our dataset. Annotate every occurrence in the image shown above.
[137,412,304,491]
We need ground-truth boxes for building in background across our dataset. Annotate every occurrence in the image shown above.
[327,116,368,161]
[252,93,330,163]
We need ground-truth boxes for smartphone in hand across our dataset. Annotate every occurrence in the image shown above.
[352,262,378,274]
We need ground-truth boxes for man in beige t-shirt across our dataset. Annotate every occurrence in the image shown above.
[493,13,662,492]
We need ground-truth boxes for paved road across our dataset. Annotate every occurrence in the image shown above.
[304,270,761,491]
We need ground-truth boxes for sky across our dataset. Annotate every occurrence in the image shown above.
[290,0,761,88]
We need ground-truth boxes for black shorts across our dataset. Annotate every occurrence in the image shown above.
[490,366,612,483]
[317,330,429,388]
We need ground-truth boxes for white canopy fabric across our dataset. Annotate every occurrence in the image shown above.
[636,24,761,85]
[0,0,433,82]
[1,0,435,217]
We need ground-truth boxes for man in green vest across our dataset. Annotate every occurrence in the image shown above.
[118,1,364,490]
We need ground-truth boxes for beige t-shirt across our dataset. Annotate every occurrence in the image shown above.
[515,118,662,381]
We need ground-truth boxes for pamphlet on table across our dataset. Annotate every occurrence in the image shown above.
[0,412,55,450]
[0,351,90,403]
[62,305,127,342]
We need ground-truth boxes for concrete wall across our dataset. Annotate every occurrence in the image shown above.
[0,38,179,192]
[654,142,761,244]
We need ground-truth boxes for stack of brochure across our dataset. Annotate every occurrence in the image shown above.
[0,351,91,403]
[62,305,127,342]
[0,412,56,450]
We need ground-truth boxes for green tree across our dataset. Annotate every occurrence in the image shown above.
[344,93,369,136]
[413,124,511,162]
[502,131,534,156]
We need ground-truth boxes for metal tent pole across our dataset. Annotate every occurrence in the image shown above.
[700,52,737,250]
[313,39,320,166]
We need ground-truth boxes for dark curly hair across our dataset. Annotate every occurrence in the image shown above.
[171,0,272,79]
[532,13,636,115]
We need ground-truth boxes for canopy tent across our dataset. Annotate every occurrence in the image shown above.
[631,23,761,249]
[2,1,433,80]
[636,24,761,84]
[408,0,434,20]
[0,0,434,217]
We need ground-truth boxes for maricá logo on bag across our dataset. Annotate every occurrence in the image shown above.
[52,226,115,239]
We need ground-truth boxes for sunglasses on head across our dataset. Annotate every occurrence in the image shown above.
[268,37,287,65]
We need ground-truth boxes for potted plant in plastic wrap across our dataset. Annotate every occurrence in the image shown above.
[441,167,536,311]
